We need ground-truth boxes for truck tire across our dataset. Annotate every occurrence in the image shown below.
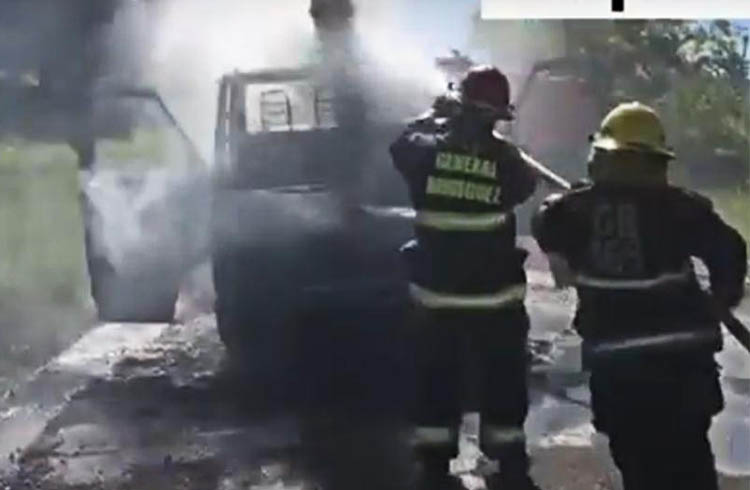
[81,194,180,324]
[89,258,179,323]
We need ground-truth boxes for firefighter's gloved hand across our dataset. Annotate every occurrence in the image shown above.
[547,253,575,288]
[431,92,462,118]
[711,285,744,309]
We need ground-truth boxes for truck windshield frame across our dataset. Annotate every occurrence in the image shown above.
[244,81,337,133]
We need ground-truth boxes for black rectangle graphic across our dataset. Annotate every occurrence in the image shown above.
[612,0,624,11]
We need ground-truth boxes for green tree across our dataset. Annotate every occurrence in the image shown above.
[469,18,748,185]
[562,20,749,186]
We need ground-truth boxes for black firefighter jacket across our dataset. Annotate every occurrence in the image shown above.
[532,183,747,358]
[390,114,538,309]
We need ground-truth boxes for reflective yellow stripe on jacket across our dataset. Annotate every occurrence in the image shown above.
[409,283,526,309]
[414,210,508,231]
[591,329,720,354]
[482,426,527,445]
[409,426,455,447]
[575,265,692,290]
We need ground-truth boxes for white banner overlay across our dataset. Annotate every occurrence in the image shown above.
[482,0,750,19]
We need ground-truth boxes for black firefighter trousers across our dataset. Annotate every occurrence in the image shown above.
[589,353,723,490]
[409,305,532,484]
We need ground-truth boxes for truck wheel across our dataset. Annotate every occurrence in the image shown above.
[90,261,179,323]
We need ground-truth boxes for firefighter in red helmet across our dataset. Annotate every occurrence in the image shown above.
[390,65,542,490]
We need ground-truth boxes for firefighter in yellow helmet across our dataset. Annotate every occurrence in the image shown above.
[532,102,747,490]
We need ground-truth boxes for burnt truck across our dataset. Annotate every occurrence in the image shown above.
[210,65,414,399]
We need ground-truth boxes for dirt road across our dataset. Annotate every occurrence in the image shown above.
[0,249,747,490]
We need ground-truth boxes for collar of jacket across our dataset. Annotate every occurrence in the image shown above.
[444,111,497,145]
[588,149,669,187]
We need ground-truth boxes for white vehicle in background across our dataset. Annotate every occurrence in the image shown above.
[81,87,210,322]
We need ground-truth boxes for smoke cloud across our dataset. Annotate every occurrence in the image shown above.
[82,0,489,315]
[106,0,483,156]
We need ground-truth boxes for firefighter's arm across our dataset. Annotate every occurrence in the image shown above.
[498,146,539,208]
[532,193,575,287]
[687,195,747,308]
[389,128,435,179]
[532,193,566,252]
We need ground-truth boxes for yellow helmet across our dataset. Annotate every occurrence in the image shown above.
[590,102,675,159]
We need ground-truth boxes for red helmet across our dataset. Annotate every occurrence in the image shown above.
[459,65,513,120]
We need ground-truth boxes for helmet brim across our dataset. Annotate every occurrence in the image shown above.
[459,94,515,121]
[591,135,675,159]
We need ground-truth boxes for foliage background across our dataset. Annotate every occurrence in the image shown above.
[568,20,749,238]
[568,20,748,185]
[0,140,91,393]
[472,19,749,240]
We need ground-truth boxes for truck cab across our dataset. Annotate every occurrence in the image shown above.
[211,67,413,402]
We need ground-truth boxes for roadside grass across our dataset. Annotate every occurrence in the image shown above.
[0,139,91,392]
[96,128,171,169]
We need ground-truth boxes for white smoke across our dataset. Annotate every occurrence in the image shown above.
[146,0,316,159]
[116,0,485,155]
[83,0,486,314]
[350,0,484,121]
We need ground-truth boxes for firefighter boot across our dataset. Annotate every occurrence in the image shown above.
[483,438,540,490]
